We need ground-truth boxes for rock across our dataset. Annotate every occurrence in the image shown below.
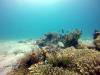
[94,35,100,50]
[93,31,100,50]
[93,30,100,39]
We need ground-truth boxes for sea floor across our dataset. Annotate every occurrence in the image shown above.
[0,39,93,75]
[0,40,37,75]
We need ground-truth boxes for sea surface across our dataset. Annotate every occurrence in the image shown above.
[0,0,100,40]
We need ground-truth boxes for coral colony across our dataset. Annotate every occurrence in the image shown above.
[7,29,100,75]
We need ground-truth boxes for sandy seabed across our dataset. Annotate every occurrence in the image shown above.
[0,40,37,75]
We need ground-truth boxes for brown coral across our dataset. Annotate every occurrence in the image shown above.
[47,48,100,75]
[28,64,79,75]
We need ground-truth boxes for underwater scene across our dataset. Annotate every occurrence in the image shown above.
[0,0,100,75]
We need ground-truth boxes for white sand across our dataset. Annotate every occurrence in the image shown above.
[79,39,94,47]
[0,40,38,75]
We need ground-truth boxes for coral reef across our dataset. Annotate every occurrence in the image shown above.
[47,47,100,75]
[93,30,100,39]
[93,31,100,50]
[7,30,100,75]
[37,29,81,48]
[61,29,81,48]
[36,32,60,47]
[28,64,79,75]
[7,47,100,75]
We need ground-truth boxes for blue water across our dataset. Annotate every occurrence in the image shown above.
[0,0,100,40]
